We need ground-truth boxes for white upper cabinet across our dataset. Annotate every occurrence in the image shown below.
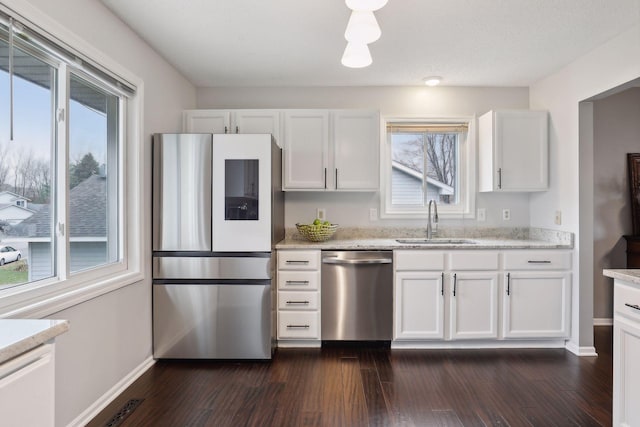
[183,109,281,145]
[183,109,230,134]
[332,110,379,190]
[282,110,330,190]
[283,109,379,191]
[478,110,549,192]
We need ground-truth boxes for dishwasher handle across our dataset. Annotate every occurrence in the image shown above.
[322,257,392,265]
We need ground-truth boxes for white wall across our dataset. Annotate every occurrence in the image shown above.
[5,0,196,425]
[593,88,640,320]
[197,86,531,228]
[529,24,640,351]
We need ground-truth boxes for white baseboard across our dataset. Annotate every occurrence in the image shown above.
[593,318,613,326]
[66,356,155,427]
[565,341,598,356]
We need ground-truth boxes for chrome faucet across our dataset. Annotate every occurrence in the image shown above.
[427,199,438,239]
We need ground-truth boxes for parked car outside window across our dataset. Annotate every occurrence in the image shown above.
[0,245,21,266]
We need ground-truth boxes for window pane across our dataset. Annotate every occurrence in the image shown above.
[391,133,425,205]
[390,130,459,206]
[0,37,55,289]
[68,74,119,273]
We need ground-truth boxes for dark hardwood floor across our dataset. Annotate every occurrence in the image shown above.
[88,327,613,427]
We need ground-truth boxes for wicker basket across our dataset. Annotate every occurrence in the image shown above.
[296,223,339,242]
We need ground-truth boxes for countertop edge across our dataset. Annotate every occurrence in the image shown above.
[603,269,640,286]
[275,238,573,250]
[0,319,70,364]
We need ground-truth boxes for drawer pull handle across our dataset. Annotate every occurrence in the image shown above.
[286,260,310,264]
[286,325,310,329]
[625,303,640,311]
[527,260,552,264]
[506,272,511,296]
[285,280,310,285]
[286,301,310,305]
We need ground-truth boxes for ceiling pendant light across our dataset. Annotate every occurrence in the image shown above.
[341,42,372,68]
[345,0,388,11]
[344,10,381,44]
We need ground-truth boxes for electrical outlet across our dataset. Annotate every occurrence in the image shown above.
[555,210,562,225]
[316,208,326,220]
[477,208,486,222]
[502,209,511,221]
[369,208,378,221]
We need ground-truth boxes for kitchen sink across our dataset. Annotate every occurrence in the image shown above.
[395,238,476,244]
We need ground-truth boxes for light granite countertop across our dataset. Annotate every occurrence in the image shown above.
[603,269,640,286]
[276,227,573,250]
[0,319,70,364]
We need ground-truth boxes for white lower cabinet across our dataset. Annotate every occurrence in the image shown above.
[0,344,55,427]
[502,271,571,338]
[277,250,322,345]
[394,271,445,340]
[614,316,640,427]
[612,278,640,426]
[450,272,499,340]
[394,249,572,346]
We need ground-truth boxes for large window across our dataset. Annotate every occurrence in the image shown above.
[382,119,474,218]
[0,12,133,295]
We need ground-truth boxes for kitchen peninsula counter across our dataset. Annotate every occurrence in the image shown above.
[276,227,573,250]
[0,319,69,364]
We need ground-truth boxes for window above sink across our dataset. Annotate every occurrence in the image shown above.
[380,117,476,219]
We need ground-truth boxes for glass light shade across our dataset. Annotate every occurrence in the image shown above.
[345,0,388,11]
[344,10,381,44]
[341,42,372,68]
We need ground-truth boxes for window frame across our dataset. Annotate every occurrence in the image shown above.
[380,116,476,219]
[0,4,144,318]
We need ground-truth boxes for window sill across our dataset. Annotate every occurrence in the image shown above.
[0,269,145,319]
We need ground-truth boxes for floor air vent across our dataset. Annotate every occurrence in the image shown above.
[105,398,144,427]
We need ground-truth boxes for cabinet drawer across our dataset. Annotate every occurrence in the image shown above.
[278,271,320,290]
[450,251,499,270]
[278,250,321,270]
[278,312,320,339]
[614,282,640,323]
[394,250,445,271]
[503,251,571,270]
[278,291,319,310]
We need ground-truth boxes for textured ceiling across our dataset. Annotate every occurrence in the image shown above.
[101,0,640,87]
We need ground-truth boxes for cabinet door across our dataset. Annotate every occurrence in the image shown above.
[0,344,54,427]
[234,110,281,145]
[282,110,329,190]
[613,316,640,427]
[394,271,444,340]
[332,110,379,190]
[450,272,499,339]
[496,110,548,191]
[478,110,548,192]
[183,109,231,133]
[503,271,571,338]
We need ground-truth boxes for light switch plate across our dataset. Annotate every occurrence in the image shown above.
[555,210,562,225]
[316,208,326,220]
[477,208,486,221]
[369,208,378,221]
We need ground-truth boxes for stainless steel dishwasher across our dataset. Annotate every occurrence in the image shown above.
[321,251,393,341]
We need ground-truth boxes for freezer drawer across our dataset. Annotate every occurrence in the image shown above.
[153,283,271,359]
[153,256,271,280]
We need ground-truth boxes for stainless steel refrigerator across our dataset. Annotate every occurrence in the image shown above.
[152,133,284,359]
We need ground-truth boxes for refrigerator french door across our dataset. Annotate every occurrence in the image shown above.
[152,133,282,360]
